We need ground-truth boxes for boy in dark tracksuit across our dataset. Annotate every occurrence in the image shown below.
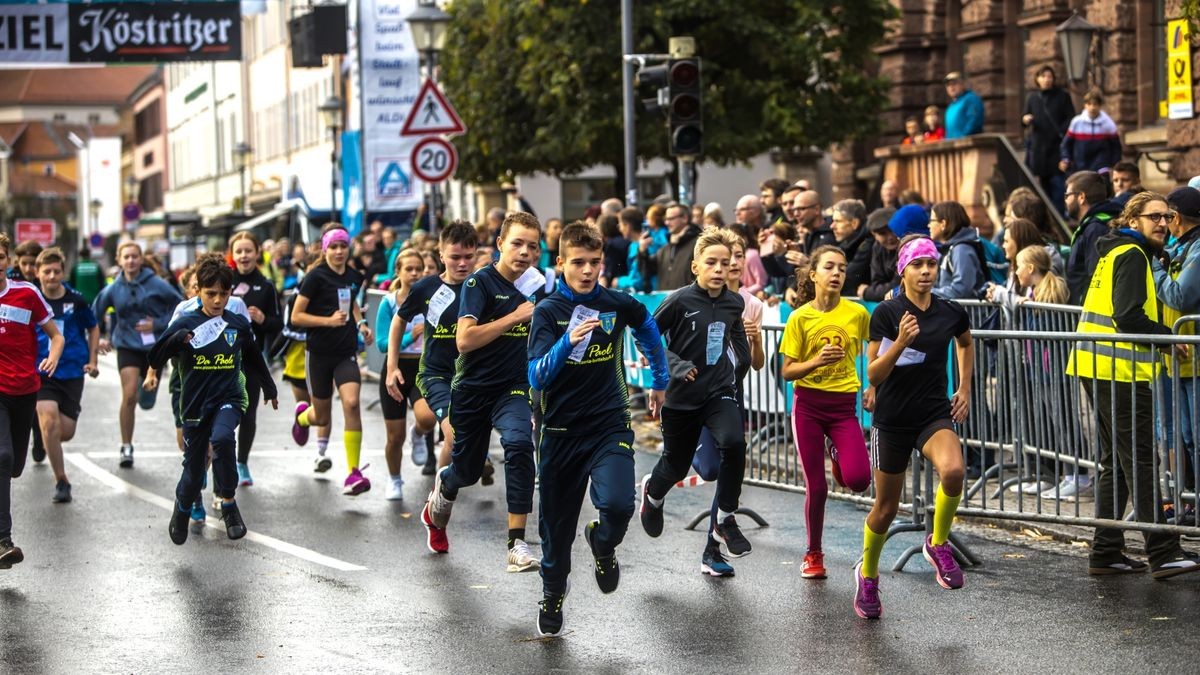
[527,223,669,637]
[149,257,278,546]
[423,212,545,572]
[639,228,753,574]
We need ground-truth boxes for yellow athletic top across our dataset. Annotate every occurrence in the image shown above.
[779,300,870,393]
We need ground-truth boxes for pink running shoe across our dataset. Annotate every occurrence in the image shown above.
[292,402,311,446]
[421,501,449,553]
[343,466,371,496]
[923,535,965,589]
[853,561,882,619]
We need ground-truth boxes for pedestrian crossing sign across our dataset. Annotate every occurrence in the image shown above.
[401,79,467,137]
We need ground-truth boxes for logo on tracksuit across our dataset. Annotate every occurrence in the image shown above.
[599,312,616,334]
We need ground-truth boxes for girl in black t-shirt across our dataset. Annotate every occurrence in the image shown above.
[228,232,282,488]
[290,226,373,497]
[853,235,974,620]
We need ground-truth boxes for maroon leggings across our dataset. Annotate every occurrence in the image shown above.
[792,387,871,552]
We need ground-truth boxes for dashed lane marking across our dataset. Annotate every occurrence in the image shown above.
[64,452,369,572]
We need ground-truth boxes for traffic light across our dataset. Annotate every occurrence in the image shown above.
[635,64,669,116]
[667,57,702,157]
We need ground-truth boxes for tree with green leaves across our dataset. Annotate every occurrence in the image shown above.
[440,0,897,187]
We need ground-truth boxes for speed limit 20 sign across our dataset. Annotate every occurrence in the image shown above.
[411,137,458,183]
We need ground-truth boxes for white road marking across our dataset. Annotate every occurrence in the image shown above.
[64,453,368,572]
[82,448,391,460]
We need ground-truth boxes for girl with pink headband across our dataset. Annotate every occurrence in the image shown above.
[854,234,975,620]
[290,225,375,497]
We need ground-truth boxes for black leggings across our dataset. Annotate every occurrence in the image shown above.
[0,392,37,540]
[647,396,747,514]
[238,368,261,464]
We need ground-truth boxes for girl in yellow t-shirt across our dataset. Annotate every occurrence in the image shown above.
[779,245,871,581]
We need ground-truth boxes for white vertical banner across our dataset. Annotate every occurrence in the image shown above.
[87,138,123,236]
[358,0,424,211]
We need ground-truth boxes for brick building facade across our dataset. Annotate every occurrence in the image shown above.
[832,0,1197,200]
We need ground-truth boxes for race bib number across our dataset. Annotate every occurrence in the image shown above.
[0,304,32,325]
[567,305,600,362]
[706,322,726,366]
[189,316,229,349]
[426,284,456,328]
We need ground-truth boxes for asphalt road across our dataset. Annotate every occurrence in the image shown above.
[1,355,1197,673]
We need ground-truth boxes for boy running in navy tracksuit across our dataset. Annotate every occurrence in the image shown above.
[527,222,669,637]
[149,256,278,545]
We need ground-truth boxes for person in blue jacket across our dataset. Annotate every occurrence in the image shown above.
[92,241,182,469]
[943,72,984,139]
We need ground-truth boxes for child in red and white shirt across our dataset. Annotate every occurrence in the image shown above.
[0,233,64,569]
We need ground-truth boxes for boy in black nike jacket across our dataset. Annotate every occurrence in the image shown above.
[639,227,753,573]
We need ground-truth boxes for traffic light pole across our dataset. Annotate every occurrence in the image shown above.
[621,0,637,207]
[678,157,695,207]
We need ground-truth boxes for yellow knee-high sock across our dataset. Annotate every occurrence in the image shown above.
[861,521,886,578]
[932,483,961,546]
[345,430,362,470]
[297,407,311,427]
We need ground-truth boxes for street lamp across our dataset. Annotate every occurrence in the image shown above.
[124,174,138,204]
[406,0,450,55]
[318,95,343,224]
[1056,12,1100,85]
[233,142,252,216]
[89,197,102,236]
[406,0,450,232]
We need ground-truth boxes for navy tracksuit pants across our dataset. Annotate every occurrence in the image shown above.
[538,427,635,595]
[177,404,241,506]
[444,387,536,514]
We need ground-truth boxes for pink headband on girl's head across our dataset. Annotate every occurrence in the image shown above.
[321,228,351,251]
[896,237,939,275]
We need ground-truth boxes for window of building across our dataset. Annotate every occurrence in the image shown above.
[142,151,154,168]
[140,173,163,212]
[561,178,616,221]
[134,100,161,144]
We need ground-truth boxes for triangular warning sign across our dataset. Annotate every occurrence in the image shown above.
[401,79,467,137]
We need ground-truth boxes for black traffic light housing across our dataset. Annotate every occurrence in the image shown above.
[636,64,669,116]
[667,58,702,157]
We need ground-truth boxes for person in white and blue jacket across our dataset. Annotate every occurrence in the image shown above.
[92,241,182,469]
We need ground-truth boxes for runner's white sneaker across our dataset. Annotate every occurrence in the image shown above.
[410,429,429,466]
[314,453,333,473]
[385,477,404,501]
[507,539,539,573]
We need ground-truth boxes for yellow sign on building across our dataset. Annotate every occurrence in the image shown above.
[1168,18,1194,120]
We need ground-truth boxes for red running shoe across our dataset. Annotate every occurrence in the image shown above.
[421,501,449,554]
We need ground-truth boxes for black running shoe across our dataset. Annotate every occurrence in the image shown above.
[481,457,495,486]
[537,583,569,637]
[585,520,620,594]
[0,538,24,569]
[1151,551,1200,580]
[169,502,191,545]
[639,475,663,537]
[713,514,752,558]
[31,442,45,464]
[1087,554,1147,576]
[222,501,247,540]
[52,480,72,504]
[119,444,134,469]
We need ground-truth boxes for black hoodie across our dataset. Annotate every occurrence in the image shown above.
[1066,199,1123,305]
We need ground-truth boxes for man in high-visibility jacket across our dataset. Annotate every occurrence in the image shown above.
[1153,186,1200,524]
[1067,191,1200,579]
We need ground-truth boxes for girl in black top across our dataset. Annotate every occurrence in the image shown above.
[853,235,974,620]
[228,232,282,487]
[291,226,373,497]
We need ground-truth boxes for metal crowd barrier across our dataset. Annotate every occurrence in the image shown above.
[642,295,1200,570]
